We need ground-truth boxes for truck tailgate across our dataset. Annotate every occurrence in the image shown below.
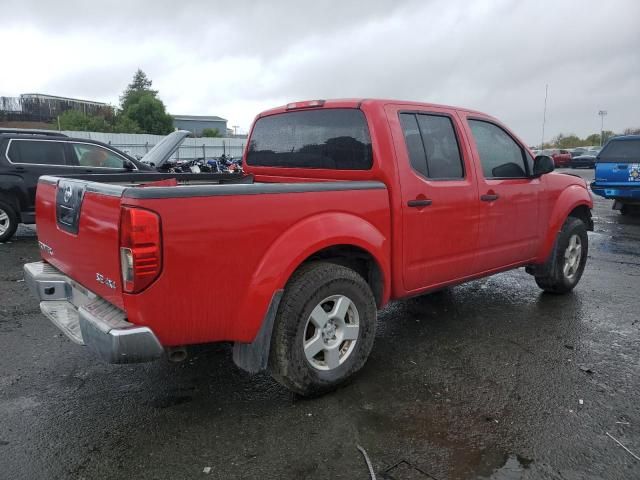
[36,177,125,309]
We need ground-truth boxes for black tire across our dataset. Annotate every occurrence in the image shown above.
[269,261,377,396]
[620,204,629,216]
[535,217,588,294]
[0,200,19,243]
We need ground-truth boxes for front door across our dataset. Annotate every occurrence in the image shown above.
[387,105,480,292]
[462,116,540,272]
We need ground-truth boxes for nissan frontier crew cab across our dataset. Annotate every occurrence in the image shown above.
[25,99,593,396]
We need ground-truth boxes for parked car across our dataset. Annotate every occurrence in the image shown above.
[542,149,572,168]
[570,149,599,169]
[24,99,593,396]
[570,147,586,158]
[0,129,189,241]
[591,135,640,214]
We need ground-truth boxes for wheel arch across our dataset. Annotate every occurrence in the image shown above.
[233,212,390,373]
[537,185,593,262]
[250,211,388,308]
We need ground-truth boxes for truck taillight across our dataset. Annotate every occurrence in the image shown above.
[119,206,162,293]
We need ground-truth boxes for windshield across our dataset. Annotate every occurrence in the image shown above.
[246,108,373,170]
[598,139,640,162]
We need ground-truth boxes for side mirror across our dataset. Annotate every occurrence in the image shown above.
[533,155,554,177]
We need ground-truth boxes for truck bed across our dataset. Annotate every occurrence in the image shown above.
[34,173,390,346]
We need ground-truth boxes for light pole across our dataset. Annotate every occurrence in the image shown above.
[540,84,549,149]
[598,110,607,146]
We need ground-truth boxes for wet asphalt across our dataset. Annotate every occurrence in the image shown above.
[1,169,639,480]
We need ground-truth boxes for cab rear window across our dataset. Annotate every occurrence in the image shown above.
[246,109,373,170]
[598,138,640,163]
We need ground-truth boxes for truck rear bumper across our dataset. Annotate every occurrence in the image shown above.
[24,261,163,363]
[591,183,640,200]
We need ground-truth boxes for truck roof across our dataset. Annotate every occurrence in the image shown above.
[257,98,490,119]
[608,134,640,141]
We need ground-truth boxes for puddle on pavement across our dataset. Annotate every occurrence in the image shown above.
[590,231,639,257]
[476,452,533,479]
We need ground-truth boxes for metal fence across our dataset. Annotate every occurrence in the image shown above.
[61,130,246,160]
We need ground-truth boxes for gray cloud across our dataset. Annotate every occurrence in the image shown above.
[2,0,638,141]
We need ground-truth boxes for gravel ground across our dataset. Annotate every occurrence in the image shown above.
[1,169,639,479]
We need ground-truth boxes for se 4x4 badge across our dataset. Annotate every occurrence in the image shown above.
[96,273,117,289]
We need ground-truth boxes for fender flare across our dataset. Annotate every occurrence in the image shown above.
[537,185,592,262]
[232,212,390,373]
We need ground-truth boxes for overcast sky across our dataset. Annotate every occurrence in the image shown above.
[2,0,638,142]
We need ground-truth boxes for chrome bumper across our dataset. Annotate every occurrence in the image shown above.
[24,261,163,363]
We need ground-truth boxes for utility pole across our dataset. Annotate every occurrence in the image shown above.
[598,110,607,146]
[540,84,548,149]
[232,125,239,136]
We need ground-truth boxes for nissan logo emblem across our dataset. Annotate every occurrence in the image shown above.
[63,185,73,203]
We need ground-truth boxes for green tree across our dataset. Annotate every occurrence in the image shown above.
[57,110,113,132]
[120,93,173,134]
[119,69,157,110]
[113,115,142,134]
[601,130,615,144]
[552,133,582,149]
[201,128,220,138]
[584,133,601,145]
[117,69,173,134]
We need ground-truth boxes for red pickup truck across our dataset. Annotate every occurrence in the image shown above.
[25,99,593,396]
[543,149,573,168]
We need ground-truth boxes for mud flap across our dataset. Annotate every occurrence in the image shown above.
[232,290,283,374]
[525,232,560,278]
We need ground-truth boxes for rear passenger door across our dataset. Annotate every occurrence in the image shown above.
[462,116,540,272]
[387,105,480,292]
[4,139,75,207]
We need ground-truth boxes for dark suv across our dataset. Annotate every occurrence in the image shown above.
[0,129,153,241]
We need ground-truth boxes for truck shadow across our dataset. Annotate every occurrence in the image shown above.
[116,269,589,478]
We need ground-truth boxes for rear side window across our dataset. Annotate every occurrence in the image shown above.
[468,120,527,178]
[246,109,372,170]
[598,139,640,163]
[399,113,464,179]
[7,140,67,165]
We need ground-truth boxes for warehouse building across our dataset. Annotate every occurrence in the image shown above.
[172,114,227,137]
[0,93,112,122]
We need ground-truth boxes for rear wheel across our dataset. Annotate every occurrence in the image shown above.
[269,262,377,396]
[535,217,588,294]
[620,204,629,216]
[0,201,18,242]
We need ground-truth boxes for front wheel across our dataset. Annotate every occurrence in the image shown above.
[535,217,588,294]
[0,201,19,242]
[269,262,377,396]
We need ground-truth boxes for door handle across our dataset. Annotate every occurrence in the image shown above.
[407,199,432,207]
[480,193,500,202]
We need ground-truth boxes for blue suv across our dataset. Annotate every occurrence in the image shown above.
[591,135,640,215]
